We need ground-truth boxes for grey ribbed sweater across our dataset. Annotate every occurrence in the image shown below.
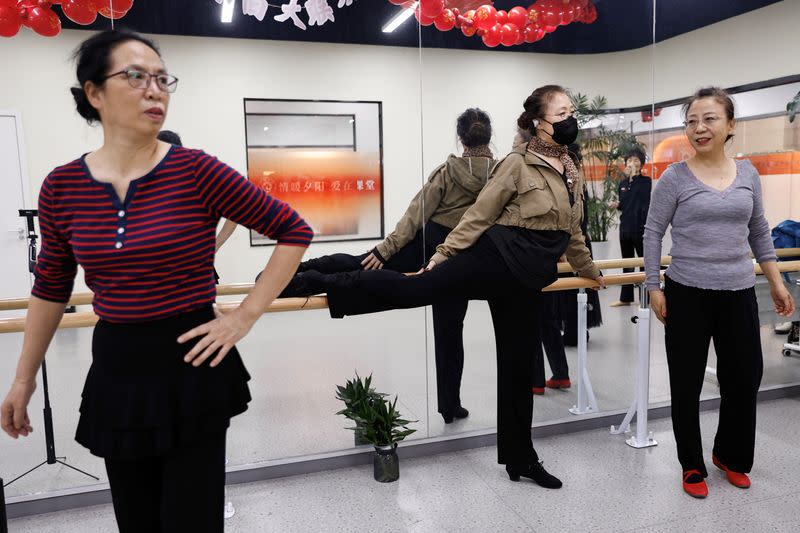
[644,159,776,291]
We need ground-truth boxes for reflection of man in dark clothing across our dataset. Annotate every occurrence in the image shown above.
[610,148,651,306]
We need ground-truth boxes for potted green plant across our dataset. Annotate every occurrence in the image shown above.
[787,90,800,122]
[335,373,384,446]
[355,395,417,483]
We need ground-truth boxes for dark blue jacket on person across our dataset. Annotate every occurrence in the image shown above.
[617,174,652,238]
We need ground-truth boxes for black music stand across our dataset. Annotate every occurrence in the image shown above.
[3,210,98,488]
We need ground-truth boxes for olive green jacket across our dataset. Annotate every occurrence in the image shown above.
[430,145,600,279]
[375,155,496,260]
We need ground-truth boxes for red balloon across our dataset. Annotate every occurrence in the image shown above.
[473,4,496,31]
[94,0,133,10]
[433,8,455,31]
[540,5,560,27]
[98,7,127,19]
[419,0,445,19]
[526,5,540,28]
[414,7,435,26]
[460,9,476,36]
[0,0,18,6]
[508,6,527,28]
[63,0,98,25]
[27,6,61,36]
[586,2,597,23]
[543,23,557,32]
[515,30,526,45]
[0,5,22,37]
[482,23,501,47]
[523,25,542,43]
[500,22,519,47]
[560,5,575,25]
[495,9,507,25]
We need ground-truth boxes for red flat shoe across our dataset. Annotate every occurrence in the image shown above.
[682,469,708,498]
[712,454,750,488]
[532,387,545,395]
[545,378,571,389]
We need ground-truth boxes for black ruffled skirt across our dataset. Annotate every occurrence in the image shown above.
[75,306,251,460]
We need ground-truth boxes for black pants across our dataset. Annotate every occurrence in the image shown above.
[619,233,644,302]
[298,225,467,417]
[537,294,569,383]
[104,430,227,533]
[664,277,763,476]
[322,234,545,465]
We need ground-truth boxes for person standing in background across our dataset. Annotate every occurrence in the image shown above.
[610,148,651,307]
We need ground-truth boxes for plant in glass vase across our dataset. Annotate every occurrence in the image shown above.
[787,89,800,122]
[356,395,416,483]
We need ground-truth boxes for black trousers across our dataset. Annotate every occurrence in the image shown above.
[298,225,467,417]
[537,295,569,384]
[104,430,227,533]
[619,233,644,303]
[664,277,763,476]
[322,234,545,465]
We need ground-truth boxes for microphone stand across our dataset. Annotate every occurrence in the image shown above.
[3,210,98,488]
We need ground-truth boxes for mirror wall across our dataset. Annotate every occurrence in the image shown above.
[2,0,799,507]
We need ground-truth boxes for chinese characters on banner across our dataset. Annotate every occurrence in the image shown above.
[244,100,384,245]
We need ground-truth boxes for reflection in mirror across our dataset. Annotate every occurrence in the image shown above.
[415,1,657,439]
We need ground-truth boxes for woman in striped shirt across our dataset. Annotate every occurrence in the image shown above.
[0,30,311,532]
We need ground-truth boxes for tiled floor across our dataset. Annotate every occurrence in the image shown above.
[8,397,800,532]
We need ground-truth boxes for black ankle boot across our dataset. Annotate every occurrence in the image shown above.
[506,461,562,489]
[441,406,469,424]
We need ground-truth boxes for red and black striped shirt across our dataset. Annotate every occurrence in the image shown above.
[32,146,312,322]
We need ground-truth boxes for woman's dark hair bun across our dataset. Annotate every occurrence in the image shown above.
[456,108,492,148]
[70,86,101,123]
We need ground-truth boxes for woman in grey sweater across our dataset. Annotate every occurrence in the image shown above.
[644,87,795,499]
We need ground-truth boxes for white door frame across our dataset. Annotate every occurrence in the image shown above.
[0,109,33,210]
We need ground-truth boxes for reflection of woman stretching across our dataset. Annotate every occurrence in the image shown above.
[287,86,605,488]
[283,108,496,423]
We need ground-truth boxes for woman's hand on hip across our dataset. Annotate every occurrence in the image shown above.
[650,289,667,324]
[178,306,258,368]
[1,379,36,439]
[771,284,795,317]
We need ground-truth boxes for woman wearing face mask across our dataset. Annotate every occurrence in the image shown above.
[286,85,605,488]
[644,87,795,499]
[283,108,497,424]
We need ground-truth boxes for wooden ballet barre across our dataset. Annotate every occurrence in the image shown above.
[557,256,671,274]
[1,261,798,335]
[0,250,798,311]
[555,248,800,274]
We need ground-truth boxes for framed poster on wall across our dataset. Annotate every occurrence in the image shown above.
[243,98,385,246]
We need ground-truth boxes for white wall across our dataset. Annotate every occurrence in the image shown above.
[0,0,797,289]
[652,0,800,103]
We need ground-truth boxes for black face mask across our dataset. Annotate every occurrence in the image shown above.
[541,115,579,146]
